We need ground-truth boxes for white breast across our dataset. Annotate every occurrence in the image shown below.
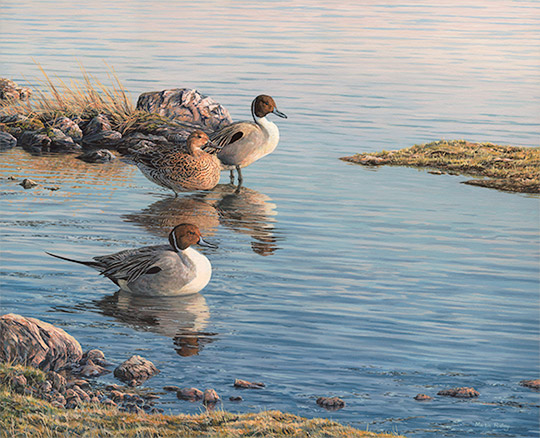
[178,247,212,295]
[256,116,280,156]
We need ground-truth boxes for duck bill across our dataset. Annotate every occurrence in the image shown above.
[198,236,218,249]
[273,108,287,119]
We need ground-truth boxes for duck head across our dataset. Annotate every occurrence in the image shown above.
[186,130,216,155]
[251,95,287,120]
[169,223,217,251]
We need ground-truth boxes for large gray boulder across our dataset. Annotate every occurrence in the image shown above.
[136,88,232,131]
[0,313,83,371]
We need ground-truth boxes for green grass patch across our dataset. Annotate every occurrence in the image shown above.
[340,140,539,193]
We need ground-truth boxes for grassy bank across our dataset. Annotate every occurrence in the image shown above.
[0,364,403,438]
[340,140,539,193]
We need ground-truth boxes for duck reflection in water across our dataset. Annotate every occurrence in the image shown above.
[95,290,216,357]
[123,184,283,256]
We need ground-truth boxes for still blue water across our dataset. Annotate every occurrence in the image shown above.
[1,1,539,436]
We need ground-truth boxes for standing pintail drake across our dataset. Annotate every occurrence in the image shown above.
[46,224,216,296]
[209,94,287,185]
[131,130,221,195]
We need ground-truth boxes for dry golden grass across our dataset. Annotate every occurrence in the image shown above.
[0,364,404,438]
[0,63,134,126]
[341,140,540,193]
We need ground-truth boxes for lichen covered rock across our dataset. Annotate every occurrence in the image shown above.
[0,78,31,101]
[0,313,83,371]
[136,88,232,131]
[113,355,159,386]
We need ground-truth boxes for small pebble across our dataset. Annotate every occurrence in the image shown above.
[437,387,479,398]
[163,385,181,392]
[233,379,265,389]
[203,389,220,405]
[519,379,540,390]
[316,396,345,410]
[20,178,38,189]
[177,387,204,401]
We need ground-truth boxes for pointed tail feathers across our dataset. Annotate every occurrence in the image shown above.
[45,252,101,269]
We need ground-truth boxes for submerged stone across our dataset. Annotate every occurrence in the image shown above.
[437,387,479,398]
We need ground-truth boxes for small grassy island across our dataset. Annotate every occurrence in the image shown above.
[0,364,401,438]
[341,140,540,194]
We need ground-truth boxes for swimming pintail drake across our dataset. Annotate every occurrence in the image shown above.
[208,95,287,185]
[131,130,221,195]
[46,224,217,296]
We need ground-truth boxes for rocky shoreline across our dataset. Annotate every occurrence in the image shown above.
[2,313,538,419]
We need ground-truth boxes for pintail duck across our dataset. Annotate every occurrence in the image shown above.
[208,95,287,185]
[131,130,221,195]
[47,224,216,296]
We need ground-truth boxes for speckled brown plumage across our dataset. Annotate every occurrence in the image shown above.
[132,130,221,193]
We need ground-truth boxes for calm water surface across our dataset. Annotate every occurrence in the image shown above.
[1,2,539,437]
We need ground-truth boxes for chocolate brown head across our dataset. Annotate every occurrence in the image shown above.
[168,223,217,251]
[251,95,287,119]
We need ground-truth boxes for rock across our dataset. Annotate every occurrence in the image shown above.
[10,374,27,388]
[18,130,51,152]
[82,115,122,149]
[0,78,31,101]
[46,371,67,391]
[136,89,232,131]
[414,393,433,401]
[82,130,122,149]
[50,117,83,142]
[356,155,388,165]
[0,131,17,150]
[47,128,81,151]
[0,313,82,371]
[437,387,480,398]
[142,393,160,400]
[20,179,39,189]
[177,387,203,401]
[74,358,110,378]
[71,385,90,402]
[67,379,89,388]
[105,384,123,391]
[116,132,171,155]
[77,149,115,163]
[102,398,117,407]
[428,170,444,175]
[109,389,124,401]
[203,389,220,405]
[229,396,243,402]
[44,186,60,191]
[233,379,265,389]
[81,349,110,367]
[163,385,181,392]
[113,355,159,386]
[316,396,345,410]
[520,379,540,390]
[39,381,53,394]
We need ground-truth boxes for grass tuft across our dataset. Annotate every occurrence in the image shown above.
[340,139,540,193]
